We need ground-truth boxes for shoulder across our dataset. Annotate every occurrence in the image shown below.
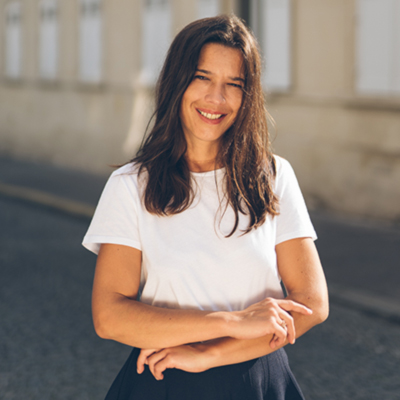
[99,162,148,206]
[109,162,146,188]
[273,154,292,176]
[111,162,140,179]
[272,154,296,188]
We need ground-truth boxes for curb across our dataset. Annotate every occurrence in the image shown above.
[328,284,400,324]
[0,181,95,219]
[2,180,400,324]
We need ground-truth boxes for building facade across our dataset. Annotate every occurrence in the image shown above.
[0,0,399,221]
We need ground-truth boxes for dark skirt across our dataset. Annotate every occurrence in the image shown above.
[105,347,305,400]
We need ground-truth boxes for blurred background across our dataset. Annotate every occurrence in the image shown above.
[1,0,400,220]
[0,0,400,399]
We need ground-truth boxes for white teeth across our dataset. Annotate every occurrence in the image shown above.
[198,110,223,120]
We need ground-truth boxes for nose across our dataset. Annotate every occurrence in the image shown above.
[205,83,226,104]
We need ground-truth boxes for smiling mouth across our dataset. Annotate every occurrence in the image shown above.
[197,109,225,120]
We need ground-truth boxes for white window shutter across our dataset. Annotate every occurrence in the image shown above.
[262,0,291,91]
[391,0,400,94]
[141,0,171,86]
[79,0,102,83]
[39,0,58,80]
[5,1,22,79]
[356,0,394,94]
[197,0,220,19]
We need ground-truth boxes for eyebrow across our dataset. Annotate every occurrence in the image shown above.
[196,69,245,84]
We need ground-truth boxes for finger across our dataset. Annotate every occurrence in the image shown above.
[279,313,296,344]
[137,350,149,374]
[136,353,145,374]
[136,349,157,374]
[152,356,172,381]
[270,334,283,349]
[270,331,286,349]
[276,300,313,315]
[148,351,168,380]
[270,322,287,349]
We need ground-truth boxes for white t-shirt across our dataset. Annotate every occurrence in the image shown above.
[82,155,316,312]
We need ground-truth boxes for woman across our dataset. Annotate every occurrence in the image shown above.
[83,14,328,400]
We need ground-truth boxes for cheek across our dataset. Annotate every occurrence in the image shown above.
[230,91,243,112]
[180,87,195,112]
[232,97,243,115]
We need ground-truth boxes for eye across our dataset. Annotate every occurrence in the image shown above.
[194,75,208,81]
[228,82,243,90]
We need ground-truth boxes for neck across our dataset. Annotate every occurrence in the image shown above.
[186,157,220,173]
[185,140,221,172]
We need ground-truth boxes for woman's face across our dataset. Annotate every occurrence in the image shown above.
[179,43,244,151]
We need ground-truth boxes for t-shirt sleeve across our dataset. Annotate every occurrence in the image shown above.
[82,170,142,255]
[274,156,317,245]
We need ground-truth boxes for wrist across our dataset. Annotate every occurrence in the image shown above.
[206,310,238,338]
[193,341,221,370]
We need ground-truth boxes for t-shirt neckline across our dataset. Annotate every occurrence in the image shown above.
[190,168,225,178]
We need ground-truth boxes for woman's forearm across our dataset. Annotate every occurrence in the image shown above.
[138,292,327,380]
[199,297,327,369]
[139,308,324,380]
[94,293,313,349]
[93,294,231,349]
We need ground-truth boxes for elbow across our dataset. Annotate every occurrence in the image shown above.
[310,293,329,325]
[313,302,329,325]
[290,286,329,326]
[93,323,109,340]
[92,309,115,340]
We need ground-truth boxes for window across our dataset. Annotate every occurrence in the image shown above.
[39,0,58,80]
[5,0,22,79]
[140,0,171,86]
[243,0,292,92]
[79,0,102,83]
[356,0,400,95]
[197,0,220,19]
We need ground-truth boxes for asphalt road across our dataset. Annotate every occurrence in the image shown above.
[1,195,400,400]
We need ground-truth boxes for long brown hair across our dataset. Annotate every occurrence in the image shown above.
[132,14,279,236]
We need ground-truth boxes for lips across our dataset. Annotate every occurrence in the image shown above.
[197,109,223,120]
[196,109,226,123]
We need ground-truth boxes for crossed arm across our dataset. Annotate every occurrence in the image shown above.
[92,237,329,380]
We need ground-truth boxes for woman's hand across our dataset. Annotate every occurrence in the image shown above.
[137,344,209,380]
[229,298,312,348]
